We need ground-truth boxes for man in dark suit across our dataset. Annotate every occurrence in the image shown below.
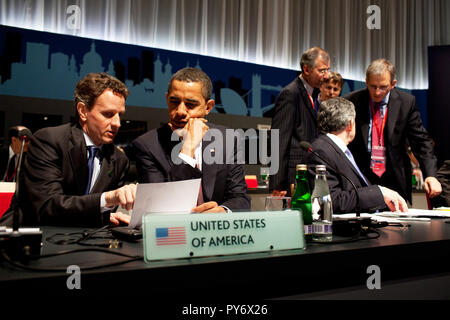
[306,97,408,214]
[431,160,450,208]
[270,47,330,196]
[345,59,441,204]
[1,126,31,182]
[0,73,136,227]
[133,67,250,213]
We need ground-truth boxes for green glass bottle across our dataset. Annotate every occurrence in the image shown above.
[291,164,313,241]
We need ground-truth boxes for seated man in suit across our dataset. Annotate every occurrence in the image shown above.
[270,47,330,197]
[431,160,450,208]
[133,67,250,213]
[1,126,31,182]
[0,72,136,227]
[306,97,408,214]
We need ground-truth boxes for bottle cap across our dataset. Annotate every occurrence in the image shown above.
[296,164,307,171]
[315,164,327,173]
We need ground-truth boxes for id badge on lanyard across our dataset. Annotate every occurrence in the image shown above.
[369,100,388,173]
[371,145,386,169]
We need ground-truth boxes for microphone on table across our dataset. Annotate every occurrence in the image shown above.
[13,129,33,231]
[0,128,42,262]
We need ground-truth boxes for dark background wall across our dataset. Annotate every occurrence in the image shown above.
[428,45,450,166]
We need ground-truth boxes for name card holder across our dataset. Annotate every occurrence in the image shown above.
[142,211,305,262]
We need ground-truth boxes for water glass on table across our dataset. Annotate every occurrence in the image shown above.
[265,196,291,211]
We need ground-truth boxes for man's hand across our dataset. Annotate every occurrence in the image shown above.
[424,177,442,198]
[104,184,137,211]
[380,186,409,212]
[110,212,131,226]
[191,201,226,213]
[180,118,209,158]
[271,190,287,197]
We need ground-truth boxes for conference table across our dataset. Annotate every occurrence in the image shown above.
[1,217,450,300]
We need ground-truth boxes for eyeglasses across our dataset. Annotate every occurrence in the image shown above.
[369,85,390,92]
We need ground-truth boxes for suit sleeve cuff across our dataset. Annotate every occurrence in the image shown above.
[100,192,115,213]
[220,205,232,213]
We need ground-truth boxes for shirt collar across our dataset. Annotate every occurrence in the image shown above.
[82,131,101,149]
[299,74,314,96]
[371,91,391,107]
[8,145,15,159]
[326,133,348,153]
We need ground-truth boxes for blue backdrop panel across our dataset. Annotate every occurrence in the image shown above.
[0,24,428,122]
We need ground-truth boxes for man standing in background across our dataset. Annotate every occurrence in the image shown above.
[345,59,441,204]
[270,47,330,196]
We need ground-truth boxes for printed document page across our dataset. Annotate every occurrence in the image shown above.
[129,179,201,228]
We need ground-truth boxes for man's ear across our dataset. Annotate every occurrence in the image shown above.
[77,102,88,122]
[303,65,311,77]
[346,119,354,133]
[205,99,215,115]
[10,136,21,154]
[391,79,398,88]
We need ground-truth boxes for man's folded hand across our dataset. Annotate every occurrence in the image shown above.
[191,201,226,213]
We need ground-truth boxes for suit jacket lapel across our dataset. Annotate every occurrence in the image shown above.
[91,145,115,194]
[159,124,181,173]
[359,89,371,148]
[69,125,88,194]
[201,129,218,201]
[386,89,401,143]
[296,77,316,120]
[322,135,369,187]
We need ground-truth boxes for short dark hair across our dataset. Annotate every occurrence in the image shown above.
[168,67,213,101]
[74,72,129,115]
[7,126,20,144]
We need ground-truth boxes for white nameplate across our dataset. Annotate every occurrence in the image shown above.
[142,211,305,262]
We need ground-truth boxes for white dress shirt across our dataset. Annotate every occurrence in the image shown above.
[83,132,111,211]
[178,140,231,213]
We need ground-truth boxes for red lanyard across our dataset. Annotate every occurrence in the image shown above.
[5,162,17,182]
[369,100,388,145]
[307,93,315,110]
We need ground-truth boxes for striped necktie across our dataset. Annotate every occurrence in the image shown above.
[85,146,99,195]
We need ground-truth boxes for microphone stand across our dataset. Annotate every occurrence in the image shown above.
[1,134,42,262]
[12,137,27,231]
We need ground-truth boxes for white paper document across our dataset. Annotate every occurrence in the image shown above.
[332,208,450,224]
[129,179,201,228]
[375,208,450,218]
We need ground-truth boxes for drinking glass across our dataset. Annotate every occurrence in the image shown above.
[260,167,269,187]
[264,196,291,211]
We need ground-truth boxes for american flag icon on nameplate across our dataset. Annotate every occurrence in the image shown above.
[155,227,186,246]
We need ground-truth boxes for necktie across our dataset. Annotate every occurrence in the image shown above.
[311,88,320,115]
[345,148,369,186]
[85,146,99,195]
[6,154,17,182]
[371,102,386,177]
